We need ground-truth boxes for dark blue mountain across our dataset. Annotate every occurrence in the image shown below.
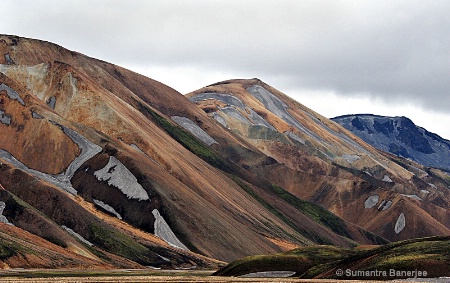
[332,114,450,171]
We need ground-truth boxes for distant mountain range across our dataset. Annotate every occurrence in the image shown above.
[332,114,450,171]
[0,35,449,271]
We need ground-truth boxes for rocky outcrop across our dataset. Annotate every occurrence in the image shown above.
[332,114,450,170]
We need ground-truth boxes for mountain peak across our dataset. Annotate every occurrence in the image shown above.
[332,114,450,170]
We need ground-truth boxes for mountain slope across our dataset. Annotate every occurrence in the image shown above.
[187,79,450,243]
[0,34,390,268]
[331,114,450,171]
[214,236,450,279]
[1,34,449,269]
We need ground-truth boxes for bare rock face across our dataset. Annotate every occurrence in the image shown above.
[332,114,450,170]
[0,34,449,269]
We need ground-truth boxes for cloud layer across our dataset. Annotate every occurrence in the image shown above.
[2,0,450,138]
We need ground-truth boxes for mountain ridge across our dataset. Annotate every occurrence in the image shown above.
[1,34,449,270]
[332,114,450,171]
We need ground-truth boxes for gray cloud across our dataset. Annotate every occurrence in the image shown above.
[2,0,450,114]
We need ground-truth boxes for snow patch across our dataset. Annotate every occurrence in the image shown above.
[94,156,149,201]
[0,201,14,226]
[382,175,393,182]
[364,195,379,209]
[62,225,93,247]
[0,123,101,195]
[378,200,392,210]
[93,199,122,219]
[57,124,102,181]
[0,83,25,105]
[212,113,227,128]
[377,200,393,210]
[394,212,406,234]
[220,107,251,125]
[31,111,44,119]
[428,183,437,189]
[246,85,325,144]
[342,154,360,164]
[0,149,77,195]
[400,194,422,201]
[152,209,189,250]
[240,271,296,278]
[363,171,373,177]
[0,110,11,125]
[171,116,218,146]
[47,96,56,109]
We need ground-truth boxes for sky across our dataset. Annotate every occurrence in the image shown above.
[2,0,450,140]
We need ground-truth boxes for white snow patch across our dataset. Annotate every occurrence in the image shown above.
[0,110,11,125]
[0,149,77,195]
[212,113,227,128]
[421,189,430,195]
[57,125,102,181]
[400,194,423,201]
[382,175,393,182]
[378,200,393,210]
[342,154,360,164]
[93,199,122,219]
[171,116,218,146]
[0,123,102,195]
[94,156,149,201]
[157,254,171,262]
[62,225,93,247]
[363,171,373,177]
[364,195,379,208]
[240,271,296,278]
[152,209,189,250]
[428,183,437,189]
[394,212,406,234]
[0,201,14,226]
[246,85,326,145]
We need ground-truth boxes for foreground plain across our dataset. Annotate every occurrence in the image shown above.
[0,269,448,283]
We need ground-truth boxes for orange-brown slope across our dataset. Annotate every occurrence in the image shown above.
[0,223,111,269]
[1,34,367,263]
[0,72,79,174]
[186,79,450,242]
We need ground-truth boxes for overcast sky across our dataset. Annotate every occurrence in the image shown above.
[3,0,450,139]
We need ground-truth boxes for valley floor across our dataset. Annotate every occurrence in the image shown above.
[0,269,446,283]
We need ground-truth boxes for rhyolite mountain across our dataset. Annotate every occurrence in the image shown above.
[332,114,450,171]
[0,35,449,269]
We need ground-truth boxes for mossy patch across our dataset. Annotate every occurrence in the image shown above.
[270,185,351,239]
[137,102,232,173]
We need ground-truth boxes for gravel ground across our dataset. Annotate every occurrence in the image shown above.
[0,276,442,283]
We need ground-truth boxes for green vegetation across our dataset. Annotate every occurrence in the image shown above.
[270,185,351,239]
[138,102,232,173]
[0,240,16,260]
[230,176,333,245]
[0,269,214,279]
[215,236,450,279]
[88,222,156,265]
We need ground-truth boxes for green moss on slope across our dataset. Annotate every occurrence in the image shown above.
[270,185,352,239]
[138,102,232,173]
